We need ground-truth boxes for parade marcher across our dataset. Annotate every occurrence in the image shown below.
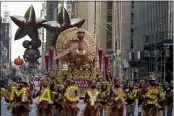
[107,78,125,116]
[142,77,165,116]
[157,82,169,116]
[52,83,65,116]
[137,80,147,116]
[166,80,173,116]
[84,80,100,116]
[125,81,138,116]
[98,81,110,116]
[64,79,79,116]
[34,80,53,116]
[10,79,33,116]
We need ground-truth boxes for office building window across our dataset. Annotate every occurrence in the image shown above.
[107,1,112,9]
[118,39,120,50]
[131,13,134,24]
[107,16,112,22]
[107,9,112,16]
[131,1,134,8]
[107,35,112,49]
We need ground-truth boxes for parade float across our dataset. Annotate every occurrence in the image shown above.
[40,4,107,96]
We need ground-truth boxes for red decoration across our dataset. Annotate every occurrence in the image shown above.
[14,56,24,65]
[49,48,54,70]
[104,56,109,73]
[45,55,49,72]
[98,48,103,71]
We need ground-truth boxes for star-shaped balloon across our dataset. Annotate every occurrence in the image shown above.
[10,5,47,40]
[42,4,85,47]
[42,4,85,35]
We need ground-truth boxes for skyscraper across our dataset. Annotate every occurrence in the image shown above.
[45,1,58,54]
[1,3,12,63]
[38,2,47,70]
[128,1,173,80]
[74,1,131,77]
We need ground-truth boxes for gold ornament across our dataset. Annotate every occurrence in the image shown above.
[39,88,51,103]
[147,88,159,104]
[87,90,99,106]
[117,91,126,99]
[127,89,138,100]
[10,86,27,102]
[66,85,79,102]
[1,88,7,97]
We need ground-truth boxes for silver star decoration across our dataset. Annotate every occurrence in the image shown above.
[10,5,47,40]
[42,4,85,35]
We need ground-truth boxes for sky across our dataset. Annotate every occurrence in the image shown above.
[2,2,43,61]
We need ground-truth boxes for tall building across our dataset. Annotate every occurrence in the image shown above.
[38,2,47,70]
[65,1,76,19]
[1,4,12,63]
[74,2,131,78]
[45,1,58,54]
[128,1,173,81]
[73,2,95,36]
[1,23,9,62]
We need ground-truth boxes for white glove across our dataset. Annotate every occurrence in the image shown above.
[114,97,118,101]
[50,100,53,104]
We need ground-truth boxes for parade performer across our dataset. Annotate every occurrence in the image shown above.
[84,80,100,116]
[157,82,168,116]
[52,83,65,116]
[34,80,53,116]
[137,80,147,116]
[125,81,138,116]
[64,79,79,116]
[142,78,165,116]
[98,82,110,116]
[10,80,33,116]
[107,78,125,116]
[166,81,173,116]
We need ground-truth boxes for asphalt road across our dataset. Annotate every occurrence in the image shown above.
[2,99,167,116]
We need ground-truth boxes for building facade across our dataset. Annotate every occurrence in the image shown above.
[128,1,173,81]
[1,4,12,63]
[68,1,132,78]
[45,1,58,54]
[38,2,47,70]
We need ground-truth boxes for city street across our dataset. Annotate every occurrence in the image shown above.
[1,99,140,116]
[0,1,173,116]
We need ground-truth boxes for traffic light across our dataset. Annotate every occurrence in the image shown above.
[165,48,170,57]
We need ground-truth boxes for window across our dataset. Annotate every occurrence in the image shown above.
[107,41,112,49]
[145,35,149,43]
[131,28,134,32]
[107,35,112,49]
[107,16,112,22]
[107,1,112,9]
[131,40,133,49]
[107,9,112,16]
[131,13,134,24]
[131,1,134,8]
[131,34,133,48]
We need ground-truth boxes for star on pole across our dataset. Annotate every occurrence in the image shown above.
[10,5,47,40]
